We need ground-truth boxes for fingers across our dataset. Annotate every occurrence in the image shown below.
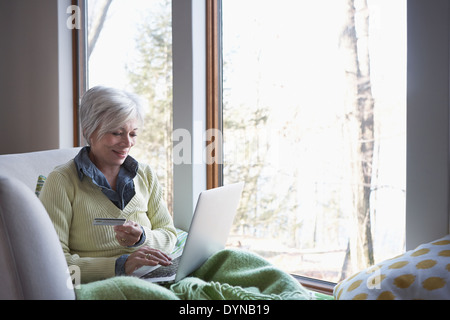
[114,220,142,246]
[124,247,172,275]
[142,248,172,265]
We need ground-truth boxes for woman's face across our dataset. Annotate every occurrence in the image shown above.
[89,119,139,171]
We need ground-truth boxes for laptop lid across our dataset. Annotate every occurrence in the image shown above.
[174,182,244,282]
[134,182,244,283]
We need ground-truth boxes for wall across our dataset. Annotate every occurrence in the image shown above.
[0,0,73,155]
[406,0,450,248]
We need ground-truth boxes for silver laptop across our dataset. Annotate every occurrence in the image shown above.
[132,182,244,284]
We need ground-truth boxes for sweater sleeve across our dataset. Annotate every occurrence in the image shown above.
[140,165,177,253]
[40,169,116,283]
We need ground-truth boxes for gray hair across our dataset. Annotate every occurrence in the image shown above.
[80,86,145,145]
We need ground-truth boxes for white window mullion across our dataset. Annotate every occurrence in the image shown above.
[172,0,207,231]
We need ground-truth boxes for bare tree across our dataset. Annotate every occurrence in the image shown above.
[87,0,113,58]
[340,0,375,275]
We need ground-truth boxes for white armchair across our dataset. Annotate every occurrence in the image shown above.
[0,148,81,299]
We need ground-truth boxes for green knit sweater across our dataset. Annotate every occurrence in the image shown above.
[40,160,177,284]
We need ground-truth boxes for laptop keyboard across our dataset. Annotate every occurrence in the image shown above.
[141,255,181,279]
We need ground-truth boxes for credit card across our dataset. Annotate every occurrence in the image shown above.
[93,218,126,226]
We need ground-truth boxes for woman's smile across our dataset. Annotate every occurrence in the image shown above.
[112,149,128,159]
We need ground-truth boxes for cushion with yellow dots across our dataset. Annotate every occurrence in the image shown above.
[333,234,450,300]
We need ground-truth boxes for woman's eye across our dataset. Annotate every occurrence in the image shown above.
[112,132,122,136]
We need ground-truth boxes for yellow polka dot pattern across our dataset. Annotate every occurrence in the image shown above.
[333,234,450,300]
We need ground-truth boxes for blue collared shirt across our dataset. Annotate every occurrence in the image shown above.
[74,146,138,210]
[73,146,144,275]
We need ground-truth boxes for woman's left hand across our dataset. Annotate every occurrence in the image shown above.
[114,220,143,246]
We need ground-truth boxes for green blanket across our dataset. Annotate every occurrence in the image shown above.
[75,249,311,300]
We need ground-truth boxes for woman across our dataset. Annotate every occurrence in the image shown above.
[40,86,177,284]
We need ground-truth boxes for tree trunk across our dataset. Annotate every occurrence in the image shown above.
[340,0,375,272]
[88,0,114,58]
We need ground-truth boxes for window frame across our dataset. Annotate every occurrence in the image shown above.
[206,0,223,190]
[72,0,87,147]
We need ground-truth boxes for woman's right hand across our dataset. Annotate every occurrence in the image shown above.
[124,246,172,275]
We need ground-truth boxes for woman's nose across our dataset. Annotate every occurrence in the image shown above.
[121,134,134,147]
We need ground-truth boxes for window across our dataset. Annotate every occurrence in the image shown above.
[221,0,407,283]
[85,0,174,213]
[77,0,449,288]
